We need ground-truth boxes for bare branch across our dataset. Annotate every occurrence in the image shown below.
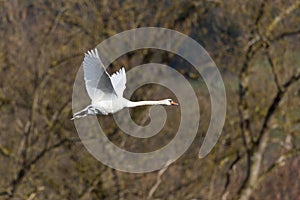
[6,137,80,197]
[272,29,300,41]
[221,151,241,198]
[265,48,282,92]
[236,1,267,195]
[238,72,300,200]
[147,159,174,199]
[266,1,300,39]
[258,148,300,184]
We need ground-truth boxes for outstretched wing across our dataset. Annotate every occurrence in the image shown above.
[83,48,117,101]
[110,67,126,97]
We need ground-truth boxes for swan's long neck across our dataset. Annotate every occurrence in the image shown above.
[125,100,167,108]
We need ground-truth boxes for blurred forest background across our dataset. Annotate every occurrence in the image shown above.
[0,0,300,199]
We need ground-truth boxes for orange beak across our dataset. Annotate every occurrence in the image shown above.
[171,101,179,106]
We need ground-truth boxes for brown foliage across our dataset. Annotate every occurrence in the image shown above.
[0,0,299,199]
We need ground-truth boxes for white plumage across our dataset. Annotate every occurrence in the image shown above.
[71,48,178,120]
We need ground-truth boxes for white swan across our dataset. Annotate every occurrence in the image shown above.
[71,48,178,120]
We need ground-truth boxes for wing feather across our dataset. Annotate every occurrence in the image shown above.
[83,48,117,101]
[110,67,127,97]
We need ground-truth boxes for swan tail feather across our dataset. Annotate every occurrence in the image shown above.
[71,106,92,120]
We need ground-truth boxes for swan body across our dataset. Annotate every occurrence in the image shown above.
[71,48,178,120]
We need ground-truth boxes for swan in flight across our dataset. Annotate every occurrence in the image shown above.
[71,48,178,120]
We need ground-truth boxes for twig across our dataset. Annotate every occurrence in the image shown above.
[238,73,300,200]
[221,151,241,198]
[237,1,267,195]
[265,48,282,92]
[258,148,300,184]
[272,29,300,41]
[265,1,300,39]
[7,137,79,197]
[147,159,174,199]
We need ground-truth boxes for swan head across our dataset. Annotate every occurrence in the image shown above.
[164,99,179,106]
